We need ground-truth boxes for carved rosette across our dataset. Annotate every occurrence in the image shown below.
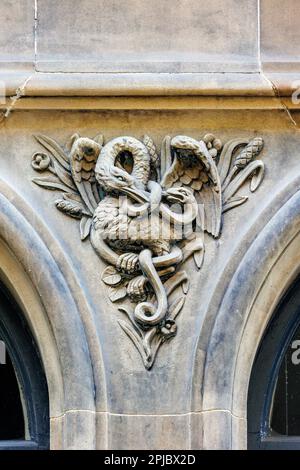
[30,132,265,369]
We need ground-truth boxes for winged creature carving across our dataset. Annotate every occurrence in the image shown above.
[31,132,264,369]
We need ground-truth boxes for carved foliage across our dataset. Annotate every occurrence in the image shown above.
[31,132,265,369]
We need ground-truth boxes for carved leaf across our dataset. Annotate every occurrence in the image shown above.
[52,160,76,191]
[63,192,85,204]
[217,139,249,185]
[108,285,127,302]
[92,183,101,204]
[182,278,189,294]
[118,320,148,364]
[223,160,265,203]
[34,134,70,170]
[250,162,264,192]
[164,271,189,297]
[101,266,122,286]
[222,196,248,213]
[80,215,92,240]
[160,136,172,178]
[169,296,186,320]
[181,235,204,269]
[103,275,122,286]
[82,181,99,213]
[142,327,157,360]
[32,176,72,193]
[145,336,164,369]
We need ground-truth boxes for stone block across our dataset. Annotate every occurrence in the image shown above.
[36,0,258,73]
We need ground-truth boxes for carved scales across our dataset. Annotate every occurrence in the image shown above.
[31,132,265,369]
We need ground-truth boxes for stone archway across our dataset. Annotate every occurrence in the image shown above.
[0,179,105,449]
[198,184,300,449]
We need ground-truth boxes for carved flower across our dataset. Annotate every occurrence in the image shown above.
[31,152,51,171]
[160,319,177,339]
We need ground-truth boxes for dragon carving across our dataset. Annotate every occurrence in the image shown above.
[31,132,265,369]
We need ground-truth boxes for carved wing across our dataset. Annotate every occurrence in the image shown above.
[160,135,222,238]
[68,134,103,213]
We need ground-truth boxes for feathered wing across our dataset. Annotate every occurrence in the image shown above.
[160,135,222,238]
[69,134,103,215]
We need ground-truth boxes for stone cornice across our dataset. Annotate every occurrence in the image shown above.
[0,68,299,113]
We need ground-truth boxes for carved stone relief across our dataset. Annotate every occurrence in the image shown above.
[31,133,264,369]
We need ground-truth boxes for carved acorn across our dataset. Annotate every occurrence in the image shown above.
[143,134,160,179]
[55,199,83,219]
[233,137,264,170]
[142,135,158,164]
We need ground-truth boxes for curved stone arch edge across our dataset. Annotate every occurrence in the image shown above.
[0,180,107,410]
[190,173,300,410]
[0,182,107,448]
[200,189,300,449]
[0,238,63,415]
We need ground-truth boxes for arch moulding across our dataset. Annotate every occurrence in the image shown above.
[0,179,106,449]
[200,187,300,449]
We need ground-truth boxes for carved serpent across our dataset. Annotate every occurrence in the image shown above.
[93,136,198,326]
[127,180,198,226]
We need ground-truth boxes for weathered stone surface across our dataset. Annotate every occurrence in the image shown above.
[36,0,258,73]
[261,0,300,71]
[202,411,232,450]
[29,130,265,371]
[0,0,35,65]
[105,413,197,450]
[0,106,298,450]
[0,0,299,452]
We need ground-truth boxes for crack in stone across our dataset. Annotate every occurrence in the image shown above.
[0,74,33,125]
[0,1,36,124]
[261,70,298,129]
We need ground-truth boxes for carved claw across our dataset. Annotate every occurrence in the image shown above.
[127,275,148,302]
[116,252,139,274]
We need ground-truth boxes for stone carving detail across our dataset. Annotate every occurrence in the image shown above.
[31,132,264,369]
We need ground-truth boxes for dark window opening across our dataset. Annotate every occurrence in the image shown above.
[248,275,300,449]
[0,282,49,449]
[271,326,300,436]
[0,349,24,440]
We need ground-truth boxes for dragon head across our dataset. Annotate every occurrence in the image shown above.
[95,164,148,203]
[96,163,133,190]
[95,136,152,203]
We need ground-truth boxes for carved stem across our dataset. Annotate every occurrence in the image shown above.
[134,249,168,327]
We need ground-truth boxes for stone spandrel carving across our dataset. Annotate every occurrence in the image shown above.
[31,132,265,369]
